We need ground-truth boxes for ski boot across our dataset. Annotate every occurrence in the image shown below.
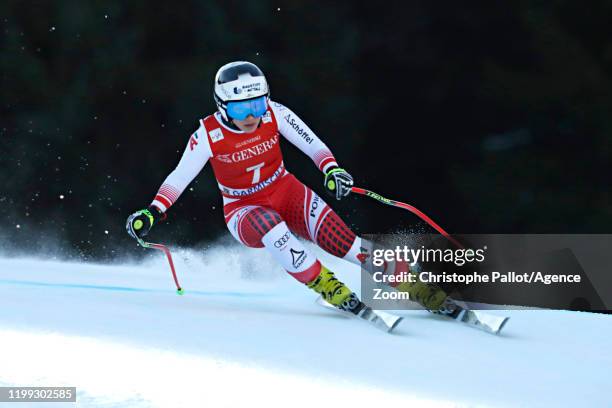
[356,245,448,312]
[396,277,449,312]
[396,278,463,317]
[307,265,364,314]
[431,296,462,318]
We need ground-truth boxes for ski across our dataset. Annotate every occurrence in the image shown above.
[435,300,510,335]
[315,296,403,333]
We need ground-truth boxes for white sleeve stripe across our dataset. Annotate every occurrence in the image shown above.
[151,199,168,213]
[313,150,335,167]
[156,192,175,204]
[322,161,338,173]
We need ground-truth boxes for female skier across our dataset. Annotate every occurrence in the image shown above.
[126,61,447,314]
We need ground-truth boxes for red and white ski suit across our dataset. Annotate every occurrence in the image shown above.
[150,101,363,283]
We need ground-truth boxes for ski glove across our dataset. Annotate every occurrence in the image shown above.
[324,167,353,200]
[126,206,165,240]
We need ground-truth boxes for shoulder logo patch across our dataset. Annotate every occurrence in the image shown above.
[209,128,224,143]
[262,111,272,124]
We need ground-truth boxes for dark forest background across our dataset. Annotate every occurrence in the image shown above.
[1,1,610,260]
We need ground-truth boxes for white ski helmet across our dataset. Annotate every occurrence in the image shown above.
[213,61,270,121]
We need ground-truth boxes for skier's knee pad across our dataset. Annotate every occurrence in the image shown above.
[227,206,283,248]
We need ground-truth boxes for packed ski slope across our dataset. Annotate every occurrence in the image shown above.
[0,242,609,408]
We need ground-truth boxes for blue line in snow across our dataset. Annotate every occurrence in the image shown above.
[0,279,274,298]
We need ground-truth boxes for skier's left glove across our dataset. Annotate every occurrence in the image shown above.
[126,206,165,240]
[324,167,353,200]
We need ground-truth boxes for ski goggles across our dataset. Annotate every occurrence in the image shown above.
[226,96,268,120]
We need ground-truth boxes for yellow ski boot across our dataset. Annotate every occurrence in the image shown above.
[306,265,361,313]
[396,274,448,312]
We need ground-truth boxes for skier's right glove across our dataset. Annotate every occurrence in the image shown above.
[126,206,165,240]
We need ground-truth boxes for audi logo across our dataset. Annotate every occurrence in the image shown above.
[274,232,291,248]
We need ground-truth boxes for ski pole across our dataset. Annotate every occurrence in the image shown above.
[136,237,184,295]
[351,187,464,249]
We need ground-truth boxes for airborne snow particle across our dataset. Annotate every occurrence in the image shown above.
[59,195,65,199]
[49,26,56,32]
[104,230,109,234]
[16,224,20,229]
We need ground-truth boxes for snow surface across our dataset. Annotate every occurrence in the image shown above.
[0,242,610,408]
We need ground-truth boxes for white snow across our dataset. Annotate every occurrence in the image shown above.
[0,243,609,407]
